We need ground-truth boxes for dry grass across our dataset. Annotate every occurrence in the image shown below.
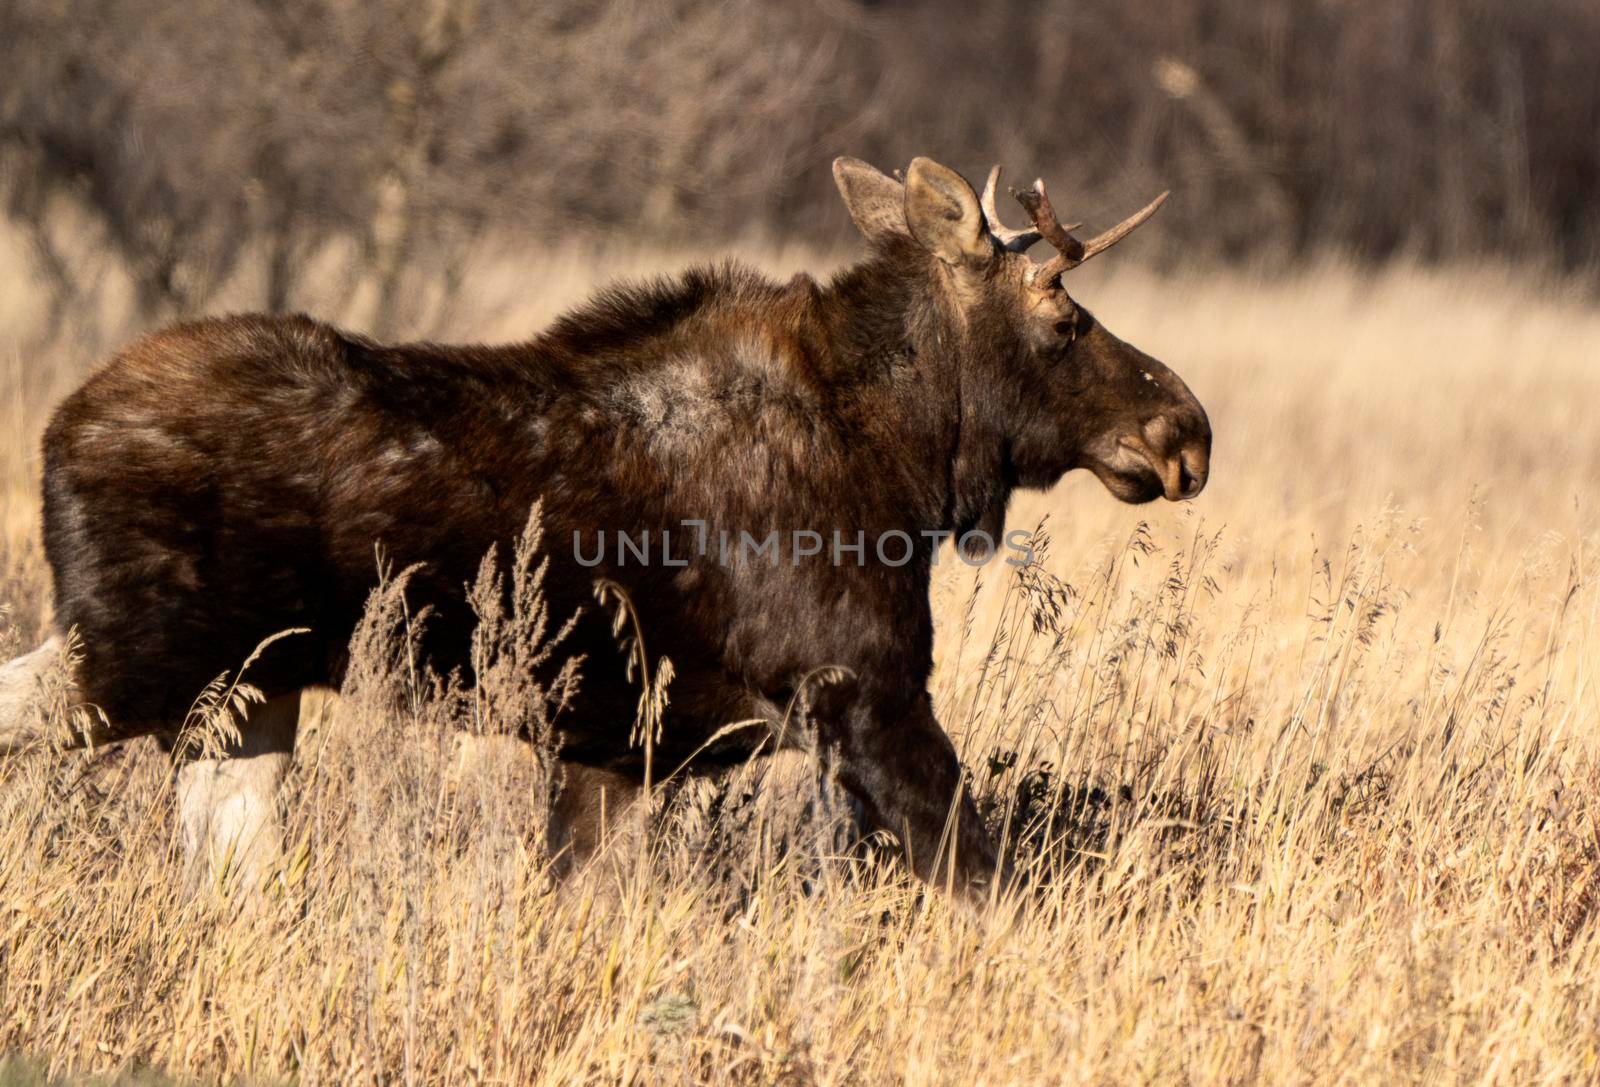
[2,235,1599,1085]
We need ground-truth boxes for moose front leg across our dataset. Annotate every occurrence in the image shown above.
[824,687,1005,899]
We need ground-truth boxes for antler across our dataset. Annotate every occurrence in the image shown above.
[980,166,1044,253]
[1012,177,1169,287]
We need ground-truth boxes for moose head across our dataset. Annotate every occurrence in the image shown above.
[833,156,1210,509]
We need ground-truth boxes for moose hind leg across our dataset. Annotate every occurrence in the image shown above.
[551,763,645,872]
[174,690,300,889]
[0,636,63,754]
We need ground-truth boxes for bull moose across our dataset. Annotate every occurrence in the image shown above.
[0,156,1210,898]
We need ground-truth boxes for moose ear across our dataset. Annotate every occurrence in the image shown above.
[832,157,908,244]
[903,158,991,266]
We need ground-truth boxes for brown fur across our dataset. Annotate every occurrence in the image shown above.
[37,158,1210,895]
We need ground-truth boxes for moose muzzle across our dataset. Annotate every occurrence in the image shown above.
[1120,409,1211,502]
[1152,415,1210,501]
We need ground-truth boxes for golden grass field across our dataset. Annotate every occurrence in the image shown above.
[2,237,1599,1084]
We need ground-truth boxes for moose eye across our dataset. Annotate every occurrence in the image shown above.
[1052,317,1078,344]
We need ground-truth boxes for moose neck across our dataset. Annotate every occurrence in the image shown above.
[820,245,1013,543]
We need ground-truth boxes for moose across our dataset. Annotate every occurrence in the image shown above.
[0,156,1210,898]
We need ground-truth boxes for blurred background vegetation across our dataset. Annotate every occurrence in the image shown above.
[2,0,1598,338]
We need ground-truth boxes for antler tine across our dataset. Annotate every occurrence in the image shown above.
[1014,177,1166,286]
[1078,190,1170,262]
[1013,178,1084,285]
[980,166,1042,253]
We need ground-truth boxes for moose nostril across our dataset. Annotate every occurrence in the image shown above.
[1179,455,1207,497]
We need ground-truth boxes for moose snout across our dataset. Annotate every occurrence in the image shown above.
[1142,414,1211,502]
[1173,442,1209,499]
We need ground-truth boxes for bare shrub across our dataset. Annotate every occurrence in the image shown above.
[4,0,1598,341]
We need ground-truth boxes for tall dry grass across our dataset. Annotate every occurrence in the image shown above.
[1,235,1599,1084]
